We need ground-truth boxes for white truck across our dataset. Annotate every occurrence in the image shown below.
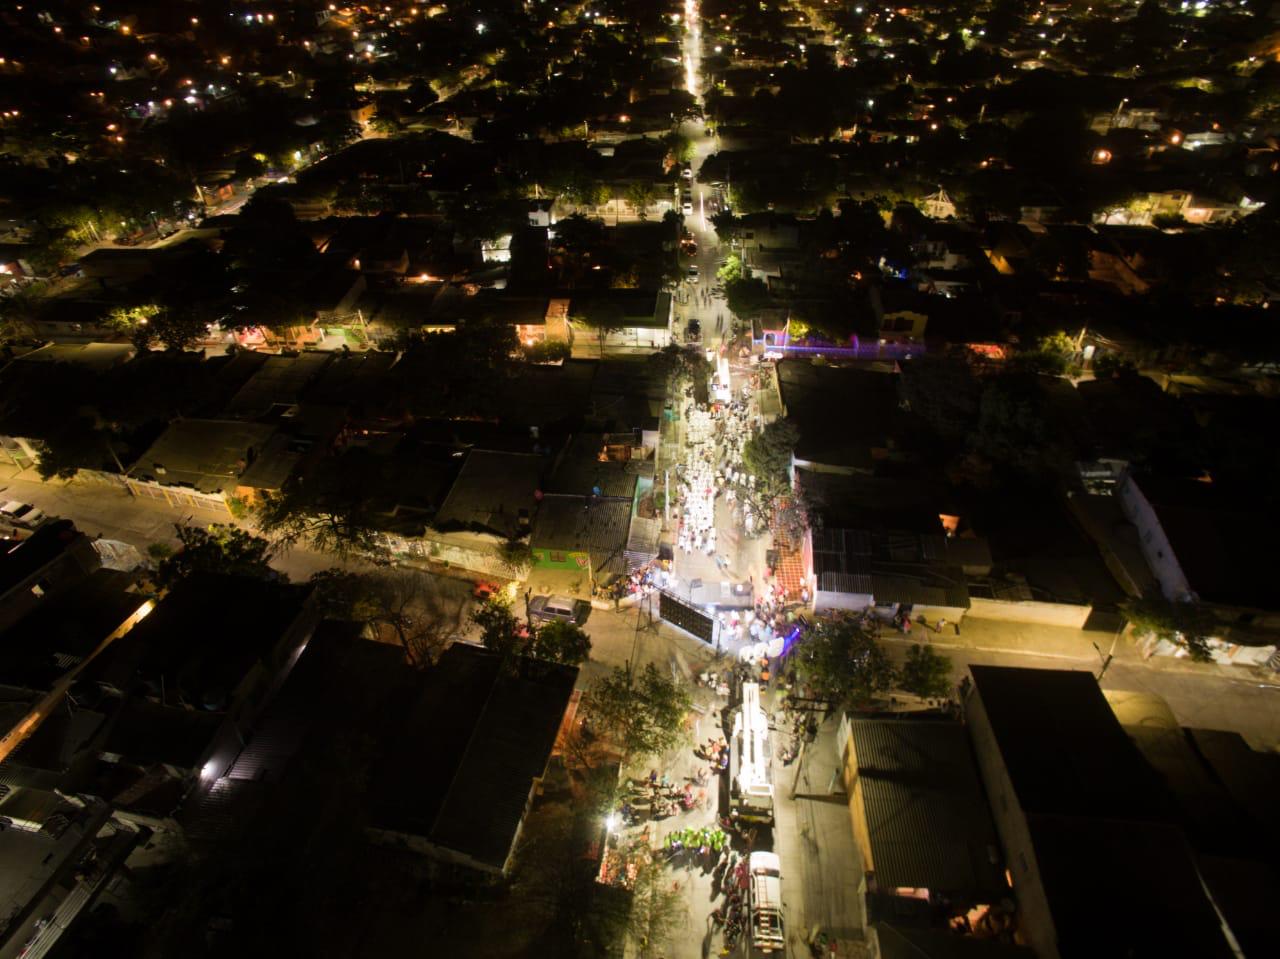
[729,682,774,825]
[748,851,786,955]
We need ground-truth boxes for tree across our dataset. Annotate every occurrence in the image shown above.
[625,860,689,959]
[310,569,459,666]
[573,300,628,357]
[1123,595,1218,662]
[584,663,691,762]
[471,598,527,659]
[723,276,769,319]
[661,129,694,166]
[533,618,593,666]
[898,356,982,442]
[107,303,208,352]
[793,614,895,709]
[647,343,710,386]
[255,449,386,559]
[897,644,953,699]
[156,524,276,587]
[624,181,658,220]
[0,282,47,341]
[741,418,799,493]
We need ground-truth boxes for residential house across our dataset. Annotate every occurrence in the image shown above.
[0,791,145,959]
[840,717,1010,928]
[127,419,278,514]
[965,666,1237,959]
[367,644,578,876]
[1114,468,1280,661]
[809,527,977,624]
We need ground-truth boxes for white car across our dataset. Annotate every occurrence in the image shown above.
[681,166,694,180]
[682,200,694,216]
[0,501,46,529]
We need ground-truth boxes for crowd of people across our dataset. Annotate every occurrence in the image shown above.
[674,395,759,556]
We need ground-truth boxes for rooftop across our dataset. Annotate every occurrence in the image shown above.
[812,528,972,608]
[1131,473,1274,609]
[0,570,143,691]
[14,342,135,372]
[370,644,577,871]
[968,666,1174,822]
[0,521,90,601]
[850,719,1006,898]
[95,573,310,712]
[1029,815,1234,959]
[100,699,223,770]
[225,351,333,417]
[777,361,926,469]
[433,449,546,537]
[545,433,640,499]
[129,419,278,492]
[531,497,634,579]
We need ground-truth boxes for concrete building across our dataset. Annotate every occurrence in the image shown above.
[367,644,578,876]
[964,666,1238,959]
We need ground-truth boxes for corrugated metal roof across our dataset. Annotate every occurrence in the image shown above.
[817,572,874,596]
[851,719,1006,897]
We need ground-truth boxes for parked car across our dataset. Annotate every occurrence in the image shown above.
[0,501,46,529]
[528,594,586,624]
[682,199,694,216]
[473,580,502,601]
[687,264,700,279]
[681,165,694,180]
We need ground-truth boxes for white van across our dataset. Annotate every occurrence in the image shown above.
[747,851,785,954]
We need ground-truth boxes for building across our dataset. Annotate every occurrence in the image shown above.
[841,717,1010,930]
[0,522,105,633]
[777,361,928,475]
[809,527,977,624]
[126,419,278,513]
[1115,468,1280,660]
[367,644,578,875]
[0,791,145,959]
[79,573,319,800]
[0,570,148,766]
[965,666,1238,959]
[568,289,673,351]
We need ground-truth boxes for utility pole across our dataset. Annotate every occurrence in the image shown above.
[1093,629,1120,682]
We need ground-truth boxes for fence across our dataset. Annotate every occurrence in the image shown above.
[124,479,231,515]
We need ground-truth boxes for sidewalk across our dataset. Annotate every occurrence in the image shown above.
[886,615,1275,685]
[769,705,871,958]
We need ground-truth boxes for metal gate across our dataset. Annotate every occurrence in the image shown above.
[658,590,719,646]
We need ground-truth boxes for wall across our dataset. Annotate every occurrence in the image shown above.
[967,597,1093,629]
[124,478,232,515]
[966,691,1060,959]
[815,588,874,613]
[838,715,875,880]
[388,529,511,578]
[1115,472,1191,601]
[531,547,590,572]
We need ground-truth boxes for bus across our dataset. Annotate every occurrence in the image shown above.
[729,682,774,825]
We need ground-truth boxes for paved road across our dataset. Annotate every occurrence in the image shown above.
[880,632,1280,749]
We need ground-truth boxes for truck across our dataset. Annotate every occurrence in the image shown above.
[748,851,786,955]
[729,682,774,825]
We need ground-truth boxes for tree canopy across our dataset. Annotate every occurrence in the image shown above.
[156,525,277,587]
[1123,595,1218,662]
[584,663,691,761]
[793,614,895,710]
[898,644,954,700]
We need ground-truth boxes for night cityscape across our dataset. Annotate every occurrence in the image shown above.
[2,1,1279,957]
